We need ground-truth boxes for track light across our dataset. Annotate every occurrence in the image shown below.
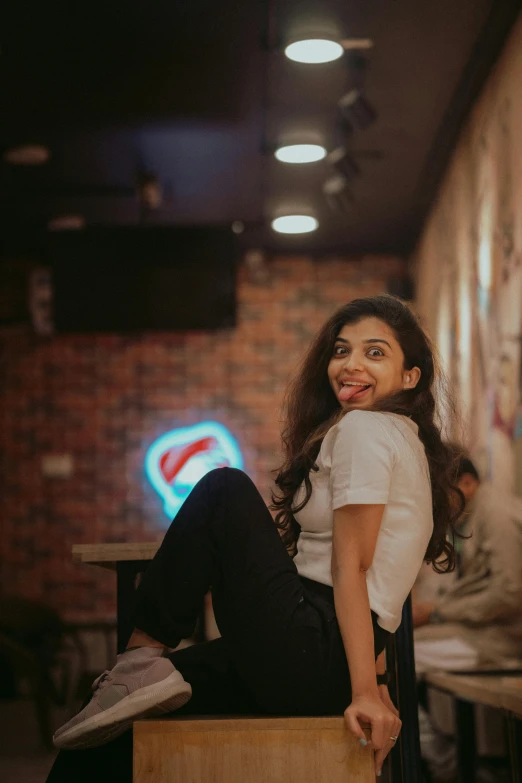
[284,39,343,64]
[338,89,377,131]
[323,176,353,214]
[137,171,162,210]
[326,148,361,180]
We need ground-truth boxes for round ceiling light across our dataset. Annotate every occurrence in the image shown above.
[271,215,319,234]
[3,144,50,165]
[275,144,327,164]
[48,215,86,231]
[284,39,343,64]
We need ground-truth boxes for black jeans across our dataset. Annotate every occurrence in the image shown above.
[47,467,389,783]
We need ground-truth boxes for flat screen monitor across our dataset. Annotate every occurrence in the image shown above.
[50,225,238,332]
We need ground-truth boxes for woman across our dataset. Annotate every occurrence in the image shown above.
[48,295,461,781]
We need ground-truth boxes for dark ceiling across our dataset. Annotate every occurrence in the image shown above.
[0,0,520,256]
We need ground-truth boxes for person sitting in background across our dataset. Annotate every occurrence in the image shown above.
[413,456,522,782]
[413,456,522,668]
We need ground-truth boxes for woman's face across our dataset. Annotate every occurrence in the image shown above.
[327,317,421,410]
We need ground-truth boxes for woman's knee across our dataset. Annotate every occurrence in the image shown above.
[199,467,263,509]
[205,466,255,490]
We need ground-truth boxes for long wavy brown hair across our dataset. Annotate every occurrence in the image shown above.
[271,294,463,573]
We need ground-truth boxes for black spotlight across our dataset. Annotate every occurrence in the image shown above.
[338,89,377,131]
[326,147,361,180]
[323,175,353,214]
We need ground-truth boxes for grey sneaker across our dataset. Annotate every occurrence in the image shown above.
[53,647,192,749]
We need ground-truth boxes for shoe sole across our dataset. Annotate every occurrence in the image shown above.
[53,671,192,750]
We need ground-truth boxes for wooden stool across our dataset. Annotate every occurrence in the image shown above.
[133,716,374,782]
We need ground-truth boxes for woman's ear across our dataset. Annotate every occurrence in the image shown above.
[403,366,421,390]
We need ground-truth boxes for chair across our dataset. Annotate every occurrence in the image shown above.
[0,596,84,748]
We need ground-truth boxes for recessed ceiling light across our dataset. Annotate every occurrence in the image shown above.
[48,215,85,231]
[4,145,50,165]
[284,39,343,64]
[271,215,318,234]
[275,144,327,164]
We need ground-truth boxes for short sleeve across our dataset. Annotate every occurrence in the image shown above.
[330,411,397,509]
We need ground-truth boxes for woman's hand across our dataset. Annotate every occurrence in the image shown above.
[378,684,399,718]
[344,693,402,777]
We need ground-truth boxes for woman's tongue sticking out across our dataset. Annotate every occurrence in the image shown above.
[339,384,369,402]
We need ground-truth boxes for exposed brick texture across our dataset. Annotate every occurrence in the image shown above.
[0,254,404,621]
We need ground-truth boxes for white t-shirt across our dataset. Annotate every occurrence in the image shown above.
[293,410,433,633]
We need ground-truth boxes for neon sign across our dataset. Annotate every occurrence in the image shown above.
[145,421,244,522]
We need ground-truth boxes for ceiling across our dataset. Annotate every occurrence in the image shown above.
[0,0,520,257]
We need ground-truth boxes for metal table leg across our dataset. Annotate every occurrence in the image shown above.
[506,713,522,783]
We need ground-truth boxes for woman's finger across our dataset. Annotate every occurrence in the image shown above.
[344,709,369,746]
[374,742,394,776]
[374,722,401,775]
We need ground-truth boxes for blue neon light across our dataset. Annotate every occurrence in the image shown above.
[145,421,244,522]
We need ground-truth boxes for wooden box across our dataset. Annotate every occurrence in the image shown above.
[133,716,374,783]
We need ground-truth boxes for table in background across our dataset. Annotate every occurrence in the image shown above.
[73,543,160,653]
[426,670,522,783]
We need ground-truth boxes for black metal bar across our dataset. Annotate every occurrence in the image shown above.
[506,713,522,783]
[391,594,422,783]
[455,698,476,783]
[116,560,148,654]
[386,631,402,783]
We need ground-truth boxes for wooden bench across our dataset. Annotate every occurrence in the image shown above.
[133,716,374,783]
[426,671,522,783]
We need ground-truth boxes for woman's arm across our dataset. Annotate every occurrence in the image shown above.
[332,503,383,698]
[332,503,401,775]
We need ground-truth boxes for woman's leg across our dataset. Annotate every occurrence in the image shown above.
[54,467,323,750]
[47,638,260,783]
[133,467,302,648]
[133,467,331,712]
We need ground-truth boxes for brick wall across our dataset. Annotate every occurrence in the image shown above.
[0,254,404,621]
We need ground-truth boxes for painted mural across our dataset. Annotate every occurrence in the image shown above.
[415,14,522,495]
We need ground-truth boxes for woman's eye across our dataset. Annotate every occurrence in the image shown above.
[334,346,347,356]
[367,348,384,357]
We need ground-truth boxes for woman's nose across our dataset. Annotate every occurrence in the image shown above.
[342,351,365,371]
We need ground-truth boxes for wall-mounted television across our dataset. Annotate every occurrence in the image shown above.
[50,225,238,332]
